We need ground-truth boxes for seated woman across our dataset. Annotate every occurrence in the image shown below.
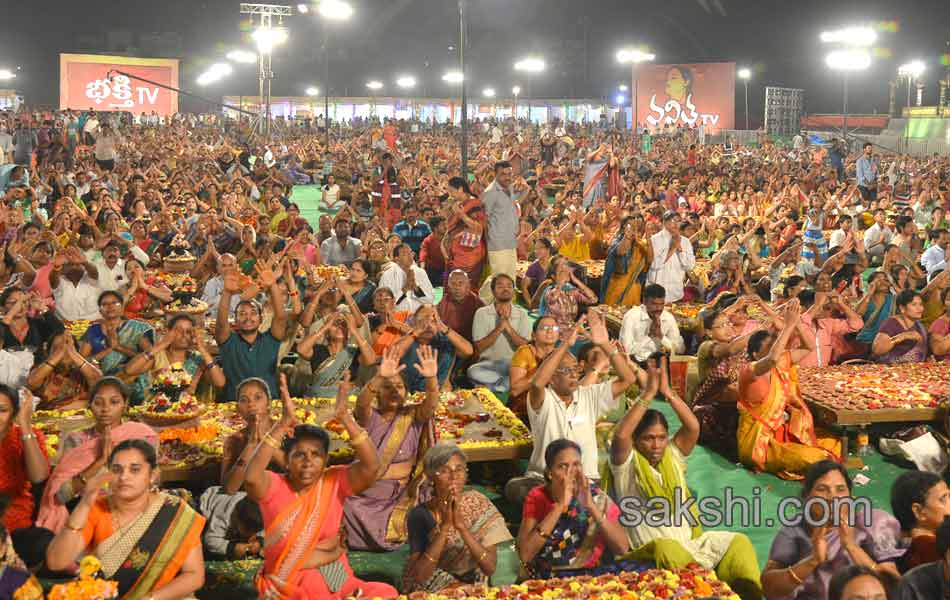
[692,308,760,460]
[521,239,555,308]
[36,377,158,534]
[871,289,929,364]
[705,249,753,303]
[402,442,513,593]
[929,287,950,361]
[221,377,288,495]
[121,259,173,320]
[244,374,397,599]
[738,300,838,479]
[853,272,894,351]
[0,385,50,569]
[79,290,153,395]
[517,439,630,579]
[761,460,903,600]
[122,314,225,405]
[343,345,440,551]
[610,357,762,600]
[508,316,559,422]
[0,287,65,368]
[537,257,598,338]
[338,258,376,315]
[46,440,205,599]
[890,471,950,573]
[26,332,102,411]
[601,214,652,307]
[828,565,888,600]
[296,310,376,398]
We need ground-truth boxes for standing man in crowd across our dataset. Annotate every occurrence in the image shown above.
[647,211,696,303]
[479,161,522,303]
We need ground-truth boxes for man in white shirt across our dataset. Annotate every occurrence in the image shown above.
[862,208,892,263]
[620,283,686,362]
[504,310,638,505]
[92,239,150,292]
[921,228,950,278]
[378,243,434,314]
[646,211,696,303]
[51,247,102,321]
[468,274,531,392]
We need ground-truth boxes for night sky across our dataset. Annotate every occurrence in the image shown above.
[5,0,950,122]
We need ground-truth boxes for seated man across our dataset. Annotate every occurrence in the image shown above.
[378,243,434,314]
[200,253,258,318]
[214,264,288,402]
[51,246,101,322]
[505,309,637,505]
[798,289,864,366]
[436,269,483,343]
[393,205,432,257]
[469,274,531,393]
[320,217,362,267]
[393,305,473,393]
[619,283,685,362]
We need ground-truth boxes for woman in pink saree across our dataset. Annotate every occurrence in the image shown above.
[245,373,397,600]
[35,376,158,534]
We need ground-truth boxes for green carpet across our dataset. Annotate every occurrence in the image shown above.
[289,184,324,227]
[647,400,908,568]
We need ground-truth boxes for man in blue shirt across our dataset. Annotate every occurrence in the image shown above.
[855,142,879,203]
[393,205,431,256]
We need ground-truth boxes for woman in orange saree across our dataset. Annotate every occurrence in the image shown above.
[245,373,397,600]
[45,439,206,599]
[737,300,839,479]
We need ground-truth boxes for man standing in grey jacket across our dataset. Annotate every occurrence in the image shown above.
[478,160,524,302]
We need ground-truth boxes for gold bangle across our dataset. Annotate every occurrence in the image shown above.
[263,434,280,450]
[65,521,85,533]
[422,551,437,564]
[350,430,369,446]
[787,566,803,585]
[476,549,488,563]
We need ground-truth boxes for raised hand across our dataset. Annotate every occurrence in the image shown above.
[587,309,610,347]
[378,346,407,379]
[575,471,595,511]
[17,389,36,430]
[278,373,297,429]
[255,262,278,288]
[335,372,353,420]
[80,471,115,504]
[415,344,439,379]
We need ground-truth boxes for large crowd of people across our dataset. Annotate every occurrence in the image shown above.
[0,106,949,600]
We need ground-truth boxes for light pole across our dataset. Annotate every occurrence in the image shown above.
[397,75,416,119]
[616,47,655,138]
[826,49,871,141]
[514,56,545,122]
[512,85,521,117]
[737,68,751,130]
[366,80,382,117]
[820,26,876,146]
[458,0,468,176]
[898,60,925,110]
[316,0,353,149]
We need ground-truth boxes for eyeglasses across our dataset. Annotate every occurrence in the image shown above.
[555,366,583,376]
[537,324,560,333]
[436,466,468,478]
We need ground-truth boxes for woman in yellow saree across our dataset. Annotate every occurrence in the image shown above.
[737,299,839,479]
[45,439,206,600]
[601,214,653,307]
